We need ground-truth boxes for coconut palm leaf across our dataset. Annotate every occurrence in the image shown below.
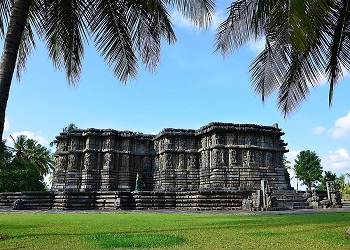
[215,0,350,116]
[325,0,350,105]
[16,17,36,80]
[0,0,214,140]
[215,0,257,56]
[9,134,29,161]
[0,0,12,38]
[41,0,90,85]
[89,0,139,83]
[16,0,45,80]
[130,0,176,71]
[9,135,53,175]
[168,0,214,28]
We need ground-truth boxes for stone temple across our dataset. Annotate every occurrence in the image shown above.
[52,122,291,192]
[2,123,341,210]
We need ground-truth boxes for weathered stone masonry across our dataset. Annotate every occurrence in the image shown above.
[52,122,291,192]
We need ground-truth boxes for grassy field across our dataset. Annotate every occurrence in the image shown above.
[0,211,349,249]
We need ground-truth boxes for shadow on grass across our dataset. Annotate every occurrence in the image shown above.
[85,233,187,248]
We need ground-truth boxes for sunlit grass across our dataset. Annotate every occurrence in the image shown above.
[0,212,349,249]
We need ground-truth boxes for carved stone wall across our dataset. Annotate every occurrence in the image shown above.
[52,123,291,192]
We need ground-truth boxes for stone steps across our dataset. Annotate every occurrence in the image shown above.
[273,190,313,210]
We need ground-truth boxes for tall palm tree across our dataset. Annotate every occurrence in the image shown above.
[9,134,54,175]
[215,0,350,116]
[0,0,215,140]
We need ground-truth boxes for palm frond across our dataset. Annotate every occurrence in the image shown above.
[128,0,176,72]
[42,0,89,85]
[10,135,53,175]
[215,0,340,116]
[16,18,36,81]
[277,49,323,116]
[325,0,350,105]
[249,0,291,102]
[0,0,11,38]
[89,0,139,83]
[16,0,47,80]
[215,0,256,56]
[167,0,214,28]
[250,41,283,102]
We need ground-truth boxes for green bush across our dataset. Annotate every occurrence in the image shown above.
[0,159,46,192]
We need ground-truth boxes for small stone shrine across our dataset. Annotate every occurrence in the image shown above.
[52,122,291,192]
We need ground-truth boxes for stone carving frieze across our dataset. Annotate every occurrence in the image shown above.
[178,154,185,169]
[122,140,130,151]
[229,149,237,166]
[121,154,130,170]
[218,149,226,166]
[242,150,249,167]
[188,154,196,169]
[68,154,79,170]
[248,151,255,166]
[55,156,66,170]
[84,152,96,170]
[265,152,273,167]
[103,152,114,168]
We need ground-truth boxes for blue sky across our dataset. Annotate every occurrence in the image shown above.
[2,2,350,189]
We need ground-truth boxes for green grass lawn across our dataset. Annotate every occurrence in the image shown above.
[0,212,349,249]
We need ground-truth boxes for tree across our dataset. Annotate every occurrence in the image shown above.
[63,123,78,132]
[0,1,215,141]
[343,173,350,200]
[9,134,53,175]
[294,150,323,190]
[0,140,11,168]
[215,0,350,116]
[50,123,79,147]
[0,139,47,192]
[0,159,46,192]
[317,171,337,190]
[336,173,346,193]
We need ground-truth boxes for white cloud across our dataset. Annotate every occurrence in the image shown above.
[4,116,10,132]
[330,111,350,139]
[312,126,326,135]
[171,9,227,32]
[321,148,350,171]
[211,9,227,31]
[284,150,305,190]
[317,74,328,86]
[248,37,266,53]
[6,131,49,148]
[285,150,300,163]
[171,10,197,30]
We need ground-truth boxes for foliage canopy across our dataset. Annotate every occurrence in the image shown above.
[294,150,323,190]
[0,0,215,140]
[0,136,52,192]
[215,0,350,116]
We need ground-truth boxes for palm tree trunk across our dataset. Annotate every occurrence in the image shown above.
[0,0,31,141]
